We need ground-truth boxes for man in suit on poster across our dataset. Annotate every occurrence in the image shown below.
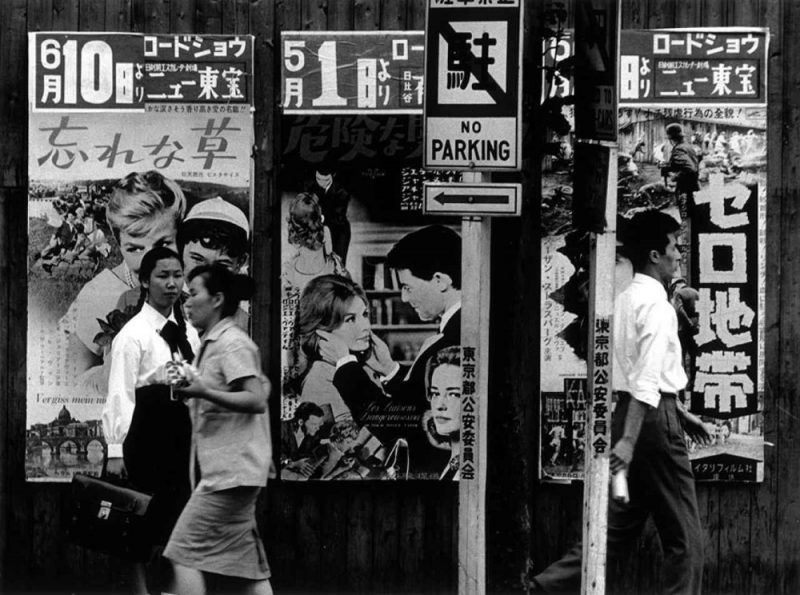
[316,225,462,475]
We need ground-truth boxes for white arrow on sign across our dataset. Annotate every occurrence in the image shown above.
[423,182,521,216]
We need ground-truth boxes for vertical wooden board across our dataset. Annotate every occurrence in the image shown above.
[1,185,31,590]
[142,0,170,33]
[27,0,55,31]
[172,0,198,32]
[105,0,134,31]
[728,0,763,26]
[262,488,297,592]
[750,481,776,594]
[79,0,106,29]
[197,0,223,33]
[701,485,720,594]
[354,0,380,30]
[372,487,400,592]
[407,0,426,30]
[399,492,425,591]
[532,487,564,571]
[346,490,374,592]
[693,483,711,590]
[295,491,323,590]
[776,2,800,591]
[717,486,752,594]
[752,2,782,593]
[620,0,647,28]
[673,0,702,28]
[380,0,407,30]
[700,0,726,27]
[320,486,349,591]
[302,0,327,30]
[0,0,29,186]
[328,0,355,30]
[646,0,675,28]
[0,191,11,589]
[486,217,537,594]
[52,0,79,29]
[422,484,456,593]
[29,487,64,586]
[249,0,277,369]
[276,0,303,31]
[221,0,249,33]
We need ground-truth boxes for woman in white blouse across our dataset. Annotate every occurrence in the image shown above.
[102,246,199,595]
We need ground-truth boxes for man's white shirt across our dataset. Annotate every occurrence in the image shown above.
[612,273,688,408]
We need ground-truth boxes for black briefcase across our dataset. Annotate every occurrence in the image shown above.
[67,473,152,560]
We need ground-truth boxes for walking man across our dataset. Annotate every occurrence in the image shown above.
[533,209,711,594]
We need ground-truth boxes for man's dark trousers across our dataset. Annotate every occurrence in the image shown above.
[534,392,704,594]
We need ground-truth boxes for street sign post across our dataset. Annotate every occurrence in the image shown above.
[423,182,522,216]
[423,0,523,171]
[423,3,524,591]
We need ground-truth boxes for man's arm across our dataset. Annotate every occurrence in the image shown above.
[610,398,650,474]
[676,399,715,446]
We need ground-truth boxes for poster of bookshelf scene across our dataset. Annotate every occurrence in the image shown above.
[26,32,254,481]
[279,31,464,481]
[540,27,767,482]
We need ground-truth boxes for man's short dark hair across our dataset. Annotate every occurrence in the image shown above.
[666,123,685,140]
[386,225,461,288]
[294,402,325,423]
[619,210,681,271]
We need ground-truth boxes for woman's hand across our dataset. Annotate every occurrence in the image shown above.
[104,457,127,482]
[316,329,351,364]
[176,364,207,399]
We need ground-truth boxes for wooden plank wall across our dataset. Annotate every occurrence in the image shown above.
[0,0,796,593]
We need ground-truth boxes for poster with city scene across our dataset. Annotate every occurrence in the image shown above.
[26,32,254,481]
[279,31,464,481]
[540,28,767,482]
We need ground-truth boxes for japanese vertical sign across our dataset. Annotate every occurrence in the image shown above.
[424,0,523,170]
[26,33,254,482]
[540,28,767,482]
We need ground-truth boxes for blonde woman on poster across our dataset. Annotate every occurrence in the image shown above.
[59,171,186,392]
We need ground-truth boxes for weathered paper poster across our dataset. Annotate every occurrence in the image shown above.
[26,32,254,481]
[278,31,464,481]
[540,28,767,482]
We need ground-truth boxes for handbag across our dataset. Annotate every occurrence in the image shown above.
[67,473,152,560]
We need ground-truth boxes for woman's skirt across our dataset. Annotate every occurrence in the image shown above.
[123,384,192,551]
[164,486,270,580]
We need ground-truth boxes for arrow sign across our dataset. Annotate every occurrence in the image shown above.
[423,182,521,216]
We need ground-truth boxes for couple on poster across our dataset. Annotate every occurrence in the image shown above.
[281,204,464,481]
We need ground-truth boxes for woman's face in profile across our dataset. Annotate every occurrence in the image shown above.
[329,297,371,353]
[429,364,461,436]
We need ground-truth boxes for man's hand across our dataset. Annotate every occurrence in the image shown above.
[104,457,127,482]
[286,458,316,478]
[610,437,635,475]
[678,405,715,446]
[365,332,396,376]
[316,329,351,364]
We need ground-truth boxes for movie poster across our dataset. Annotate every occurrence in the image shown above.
[540,28,768,482]
[26,32,254,481]
[278,32,463,481]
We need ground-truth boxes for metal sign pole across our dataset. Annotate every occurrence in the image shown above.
[458,171,491,595]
